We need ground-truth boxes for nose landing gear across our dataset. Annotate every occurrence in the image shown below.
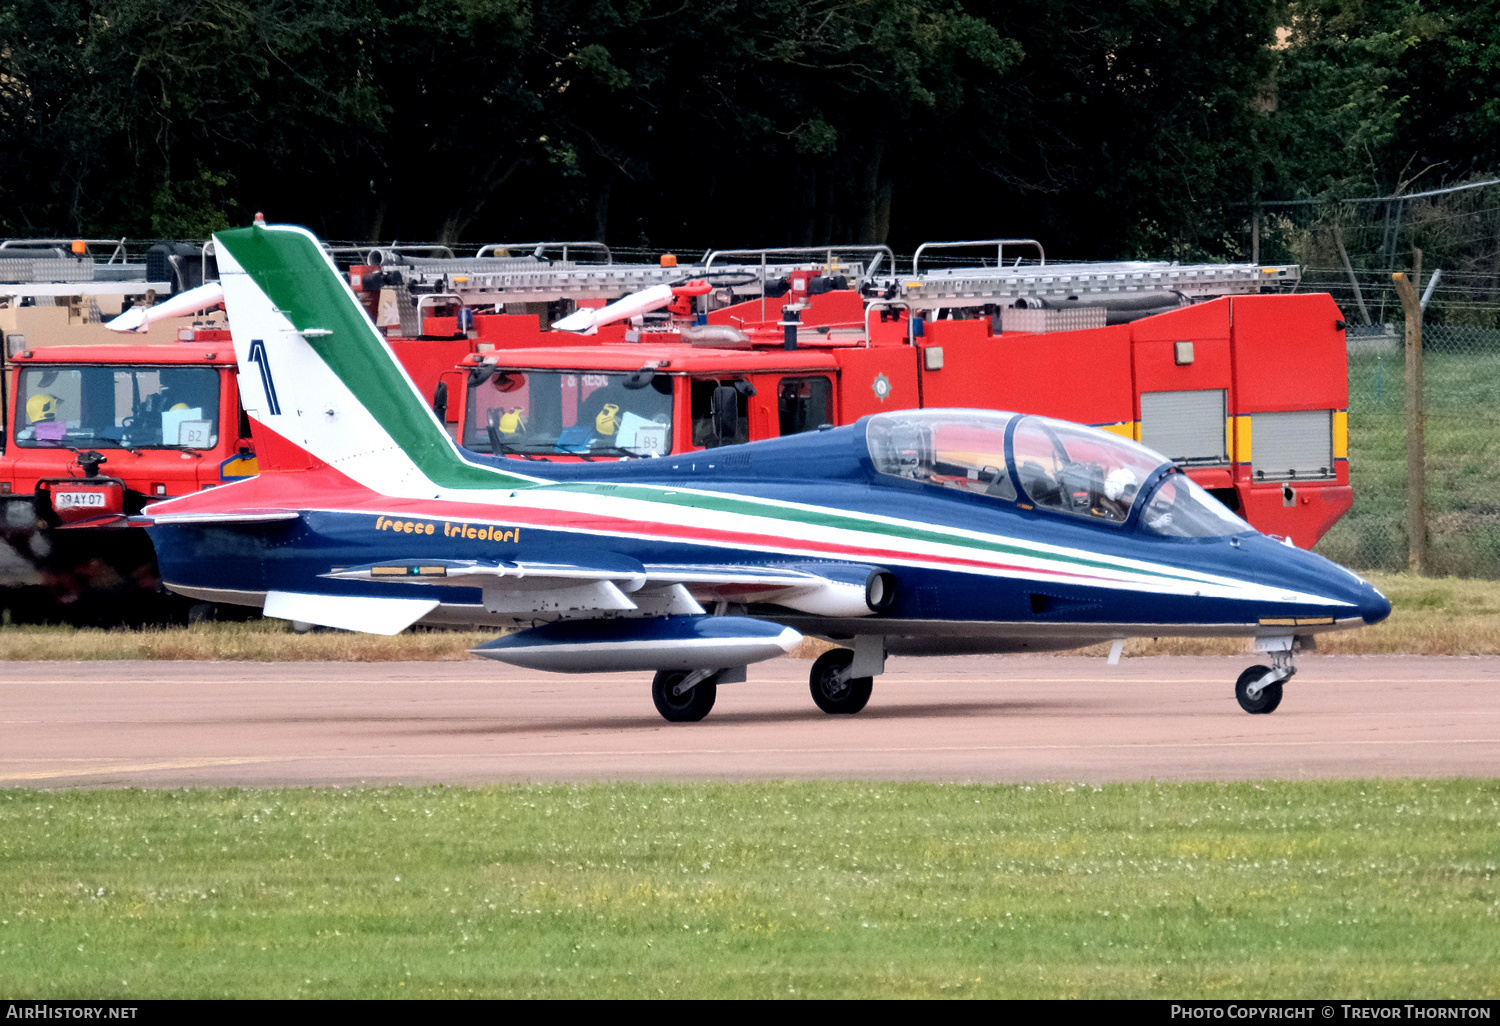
[1235,643,1301,714]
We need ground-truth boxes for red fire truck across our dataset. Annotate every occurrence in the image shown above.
[423,263,1351,548]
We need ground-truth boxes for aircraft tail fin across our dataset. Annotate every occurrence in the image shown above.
[212,223,532,493]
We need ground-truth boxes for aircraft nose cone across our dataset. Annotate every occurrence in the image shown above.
[1360,583,1392,625]
[1311,565,1391,625]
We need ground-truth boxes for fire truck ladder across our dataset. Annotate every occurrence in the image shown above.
[367,243,887,309]
[892,238,1300,312]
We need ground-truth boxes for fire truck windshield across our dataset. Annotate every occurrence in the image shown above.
[465,370,673,457]
[15,365,220,450]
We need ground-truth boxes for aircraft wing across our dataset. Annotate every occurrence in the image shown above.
[321,558,892,618]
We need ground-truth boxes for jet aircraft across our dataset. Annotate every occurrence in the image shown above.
[138,223,1391,722]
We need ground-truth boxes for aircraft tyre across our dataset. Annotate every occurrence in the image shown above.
[1235,665,1284,714]
[652,670,718,722]
[809,649,873,714]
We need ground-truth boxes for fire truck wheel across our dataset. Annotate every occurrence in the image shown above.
[651,670,718,722]
[809,649,873,714]
[1234,665,1283,714]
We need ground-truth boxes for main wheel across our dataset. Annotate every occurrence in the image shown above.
[809,649,873,714]
[651,670,718,722]
[1235,665,1284,714]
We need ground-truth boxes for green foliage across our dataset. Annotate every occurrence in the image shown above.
[0,0,1495,253]
[1271,1,1421,198]
[0,781,1496,997]
[150,164,237,238]
[0,0,383,237]
[1268,0,1500,198]
[966,0,1284,257]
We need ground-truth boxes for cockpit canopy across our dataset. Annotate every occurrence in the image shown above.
[865,409,1252,537]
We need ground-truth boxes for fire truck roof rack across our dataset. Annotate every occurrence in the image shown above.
[378,253,885,308]
[0,237,194,298]
[0,231,1303,317]
[365,234,1298,313]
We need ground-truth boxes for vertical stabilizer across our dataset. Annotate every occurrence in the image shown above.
[213,223,534,494]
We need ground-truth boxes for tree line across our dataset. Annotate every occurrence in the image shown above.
[1,0,1496,258]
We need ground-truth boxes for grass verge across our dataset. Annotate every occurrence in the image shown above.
[0,572,1496,661]
[0,781,1495,999]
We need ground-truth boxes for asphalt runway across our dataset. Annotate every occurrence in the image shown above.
[1,655,1497,787]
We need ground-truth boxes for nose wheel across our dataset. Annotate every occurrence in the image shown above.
[1235,649,1295,714]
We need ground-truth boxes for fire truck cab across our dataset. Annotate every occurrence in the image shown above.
[0,332,255,616]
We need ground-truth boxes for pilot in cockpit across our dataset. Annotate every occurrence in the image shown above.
[1097,467,1140,522]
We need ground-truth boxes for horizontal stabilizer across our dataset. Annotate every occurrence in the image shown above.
[263,590,439,635]
[471,615,802,673]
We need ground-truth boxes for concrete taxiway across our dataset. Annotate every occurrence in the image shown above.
[1,655,1496,787]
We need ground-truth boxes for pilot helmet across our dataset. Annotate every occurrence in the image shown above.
[27,393,59,423]
[1104,467,1139,502]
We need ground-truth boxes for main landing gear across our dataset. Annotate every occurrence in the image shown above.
[651,669,720,722]
[649,638,887,722]
[1235,644,1299,714]
[809,649,873,714]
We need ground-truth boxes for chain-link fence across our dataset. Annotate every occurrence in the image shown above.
[1240,178,1500,577]
[1314,322,1500,578]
